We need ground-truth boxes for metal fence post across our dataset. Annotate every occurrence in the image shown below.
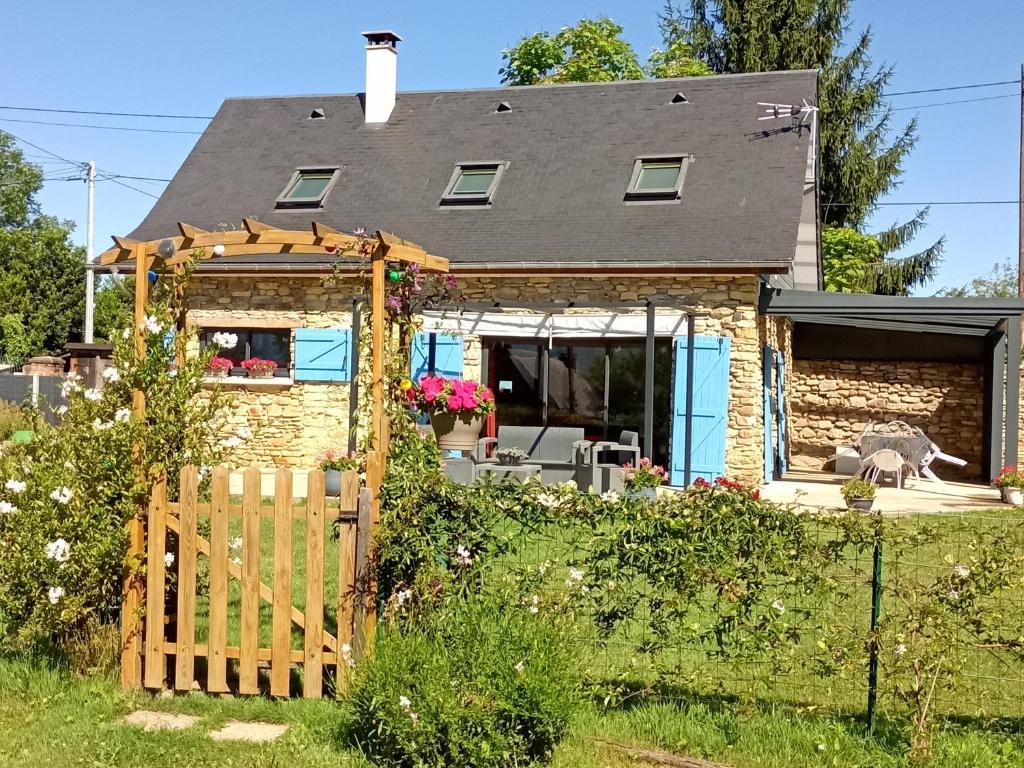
[867,508,883,731]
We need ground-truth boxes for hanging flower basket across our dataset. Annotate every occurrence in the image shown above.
[405,375,495,451]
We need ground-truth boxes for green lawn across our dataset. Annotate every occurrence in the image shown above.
[2,655,1022,768]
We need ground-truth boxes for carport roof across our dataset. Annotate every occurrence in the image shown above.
[760,288,1024,336]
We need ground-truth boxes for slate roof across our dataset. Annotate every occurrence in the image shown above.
[130,70,817,270]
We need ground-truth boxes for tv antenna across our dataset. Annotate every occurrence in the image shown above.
[757,98,820,174]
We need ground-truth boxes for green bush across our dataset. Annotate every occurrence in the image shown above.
[347,597,581,767]
[0,400,37,441]
[0,260,236,655]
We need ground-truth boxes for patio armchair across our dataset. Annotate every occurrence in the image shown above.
[576,431,641,495]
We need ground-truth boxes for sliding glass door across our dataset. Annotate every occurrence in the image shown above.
[486,338,672,467]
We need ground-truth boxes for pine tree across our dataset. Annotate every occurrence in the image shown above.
[672,0,943,294]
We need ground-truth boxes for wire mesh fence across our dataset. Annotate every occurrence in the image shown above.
[490,501,1024,727]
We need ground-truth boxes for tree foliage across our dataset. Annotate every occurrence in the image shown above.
[669,0,943,294]
[936,258,1019,298]
[0,132,86,360]
[500,17,710,86]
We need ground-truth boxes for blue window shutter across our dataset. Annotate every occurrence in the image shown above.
[411,332,464,380]
[670,335,731,486]
[294,328,351,382]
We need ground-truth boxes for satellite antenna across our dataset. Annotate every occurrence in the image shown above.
[757,98,820,174]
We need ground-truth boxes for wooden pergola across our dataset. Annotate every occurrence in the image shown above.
[99,220,449,688]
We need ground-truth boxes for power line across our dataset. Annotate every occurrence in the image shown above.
[0,117,203,135]
[97,174,171,183]
[890,93,1018,112]
[0,105,214,120]
[95,170,161,199]
[882,78,1021,97]
[1,130,85,168]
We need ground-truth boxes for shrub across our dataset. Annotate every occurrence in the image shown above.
[0,259,239,656]
[0,401,38,442]
[346,597,581,767]
[841,478,877,501]
[622,457,667,490]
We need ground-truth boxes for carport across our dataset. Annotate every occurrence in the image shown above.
[760,288,1024,481]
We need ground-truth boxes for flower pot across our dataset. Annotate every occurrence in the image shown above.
[846,497,874,511]
[429,410,484,451]
[246,369,276,379]
[497,456,523,466]
[1004,487,1024,506]
[324,469,341,497]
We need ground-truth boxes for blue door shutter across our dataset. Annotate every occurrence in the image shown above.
[411,332,464,380]
[775,349,788,476]
[294,328,351,382]
[670,335,731,486]
[763,345,774,484]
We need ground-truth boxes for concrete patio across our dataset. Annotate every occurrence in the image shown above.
[761,469,1008,514]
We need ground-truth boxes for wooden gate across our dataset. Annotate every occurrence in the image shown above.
[141,465,368,698]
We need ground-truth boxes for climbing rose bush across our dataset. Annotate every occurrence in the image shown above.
[0,265,239,654]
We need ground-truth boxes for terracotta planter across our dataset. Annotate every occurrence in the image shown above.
[429,410,484,451]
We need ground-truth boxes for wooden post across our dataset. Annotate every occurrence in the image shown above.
[121,244,150,689]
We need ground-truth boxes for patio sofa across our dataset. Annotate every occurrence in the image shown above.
[474,426,589,484]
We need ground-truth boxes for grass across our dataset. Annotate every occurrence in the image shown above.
[2,655,1023,768]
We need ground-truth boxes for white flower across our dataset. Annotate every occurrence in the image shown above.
[947,588,960,601]
[144,315,162,334]
[771,599,785,614]
[5,479,26,494]
[236,425,253,440]
[568,567,584,582]
[538,560,552,576]
[47,586,64,604]
[93,418,112,431]
[114,408,131,423]
[84,388,102,402]
[101,367,120,383]
[221,435,242,449]
[168,369,178,379]
[455,544,473,566]
[0,501,16,514]
[514,660,525,674]
[121,328,131,339]
[211,331,238,349]
[231,556,242,565]
[340,642,355,668]
[816,744,826,752]
[50,487,73,505]
[60,379,81,397]
[164,552,175,568]
[229,536,243,550]
[600,490,619,502]
[55,405,68,416]
[399,695,411,709]
[198,465,212,481]
[529,595,540,614]
[46,538,71,563]
[396,589,412,607]
[894,643,907,657]
[537,493,559,508]
[953,564,970,579]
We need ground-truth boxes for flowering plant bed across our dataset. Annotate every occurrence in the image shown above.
[405,375,495,415]
[316,448,359,472]
[241,357,278,378]
[993,465,1024,489]
[207,356,233,376]
[623,458,668,490]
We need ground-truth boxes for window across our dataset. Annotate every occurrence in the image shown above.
[275,168,339,208]
[441,163,504,205]
[201,329,292,376]
[625,155,689,201]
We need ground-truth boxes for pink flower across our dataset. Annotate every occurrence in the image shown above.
[419,376,445,403]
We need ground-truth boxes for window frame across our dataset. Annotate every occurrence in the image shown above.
[275,167,340,209]
[440,162,505,206]
[624,154,690,202]
[200,328,293,378]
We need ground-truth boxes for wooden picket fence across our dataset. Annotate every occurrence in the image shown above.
[141,465,369,698]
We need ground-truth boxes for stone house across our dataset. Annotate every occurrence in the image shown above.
[107,32,1023,487]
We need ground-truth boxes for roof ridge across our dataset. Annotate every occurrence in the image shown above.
[222,69,818,103]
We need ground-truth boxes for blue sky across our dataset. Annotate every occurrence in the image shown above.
[4,0,1022,293]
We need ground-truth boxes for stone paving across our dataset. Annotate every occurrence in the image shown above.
[123,709,289,743]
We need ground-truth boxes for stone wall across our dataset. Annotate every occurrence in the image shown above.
[187,273,771,482]
[789,359,983,481]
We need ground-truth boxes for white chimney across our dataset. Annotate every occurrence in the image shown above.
[362,30,402,124]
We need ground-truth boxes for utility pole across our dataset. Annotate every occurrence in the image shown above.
[84,160,96,343]
[1018,64,1023,298]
